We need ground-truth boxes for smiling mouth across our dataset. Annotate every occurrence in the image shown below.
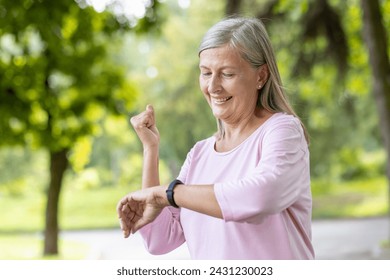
[212,96,233,105]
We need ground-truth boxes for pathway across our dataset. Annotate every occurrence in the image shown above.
[62,216,389,260]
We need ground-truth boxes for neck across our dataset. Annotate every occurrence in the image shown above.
[223,118,255,141]
[216,108,272,152]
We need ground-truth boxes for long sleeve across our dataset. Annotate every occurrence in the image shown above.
[138,147,194,254]
[138,206,184,254]
[214,117,310,224]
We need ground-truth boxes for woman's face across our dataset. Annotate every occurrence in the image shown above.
[199,45,265,124]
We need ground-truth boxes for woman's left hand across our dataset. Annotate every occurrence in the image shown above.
[117,186,168,238]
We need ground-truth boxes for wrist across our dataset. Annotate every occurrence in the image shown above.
[144,186,170,208]
[156,185,170,207]
[143,146,159,162]
[166,179,183,208]
[143,145,159,155]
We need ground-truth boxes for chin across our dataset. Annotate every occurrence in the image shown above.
[212,110,225,120]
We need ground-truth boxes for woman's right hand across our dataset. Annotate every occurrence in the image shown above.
[130,104,160,150]
[117,185,168,237]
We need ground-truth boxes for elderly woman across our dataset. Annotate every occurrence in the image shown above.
[117,17,315,260]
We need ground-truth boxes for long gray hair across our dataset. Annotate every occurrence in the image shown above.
[198,17,309,143]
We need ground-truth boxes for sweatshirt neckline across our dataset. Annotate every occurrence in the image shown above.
[211,112,283,156]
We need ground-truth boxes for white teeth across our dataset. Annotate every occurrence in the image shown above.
[213,96,232,104]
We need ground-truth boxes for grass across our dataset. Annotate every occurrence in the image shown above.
[0,185,131,233]
[312,176,388,219]
[0,185,132,260]
[61,186,129,230]
[0,234,89,260]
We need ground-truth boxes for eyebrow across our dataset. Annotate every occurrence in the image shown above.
[199,65,237,70]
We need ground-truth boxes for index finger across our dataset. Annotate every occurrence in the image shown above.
[146,104,154,113]
[116,195,130,218]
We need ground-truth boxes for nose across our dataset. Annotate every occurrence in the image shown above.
[208,75,222,94]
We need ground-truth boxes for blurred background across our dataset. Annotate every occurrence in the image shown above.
[0,0,389,259]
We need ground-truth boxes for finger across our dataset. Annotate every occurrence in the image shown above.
[117,196,130,218]
[130,115,146,129]
[117,195,130,208]
[119,217,127,231]
[123,227,130,238]
[122,203,136,222]
[124,215,140,238]
[127,211,136,222]
[121,211,138,238]
[132,218,148,234]
[117,200,126,218]
[121,203,131,215]
[145,105,156,128]
[117,198,134,237]
[123,219,134,238]
[130,190,147,202]
[132,208,153,234]
[130,113,153,130]
[128,196,142,211]
[119,217,130,237]
[120,207,132,226]
[146,104,154,114]
[131,204,152,233]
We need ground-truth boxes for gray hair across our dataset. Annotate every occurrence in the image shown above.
[199,17,309,143]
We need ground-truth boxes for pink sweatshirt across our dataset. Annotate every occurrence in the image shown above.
[139,113,315,259]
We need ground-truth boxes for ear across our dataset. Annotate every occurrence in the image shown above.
[257,64,269,86]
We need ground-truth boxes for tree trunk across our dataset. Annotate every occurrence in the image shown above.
[225,0,242,16]
[43,149,68,255]
[360,0,390,242]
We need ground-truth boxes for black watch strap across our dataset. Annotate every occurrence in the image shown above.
[166,179,183,208]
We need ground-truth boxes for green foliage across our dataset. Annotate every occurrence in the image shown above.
[0,0,138,157]
[69,136,93,172]
[132,0,168,34]
[265,0,383,178]
[332,148,385,180]
[0,147,47,196]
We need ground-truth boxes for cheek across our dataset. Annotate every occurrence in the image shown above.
[199,79,209,96]
[202,91,211,106]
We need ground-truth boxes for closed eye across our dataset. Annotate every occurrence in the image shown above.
[222,73,234,78]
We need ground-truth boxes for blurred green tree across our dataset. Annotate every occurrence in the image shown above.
[0,0,164,256]
[360,0,390,241]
